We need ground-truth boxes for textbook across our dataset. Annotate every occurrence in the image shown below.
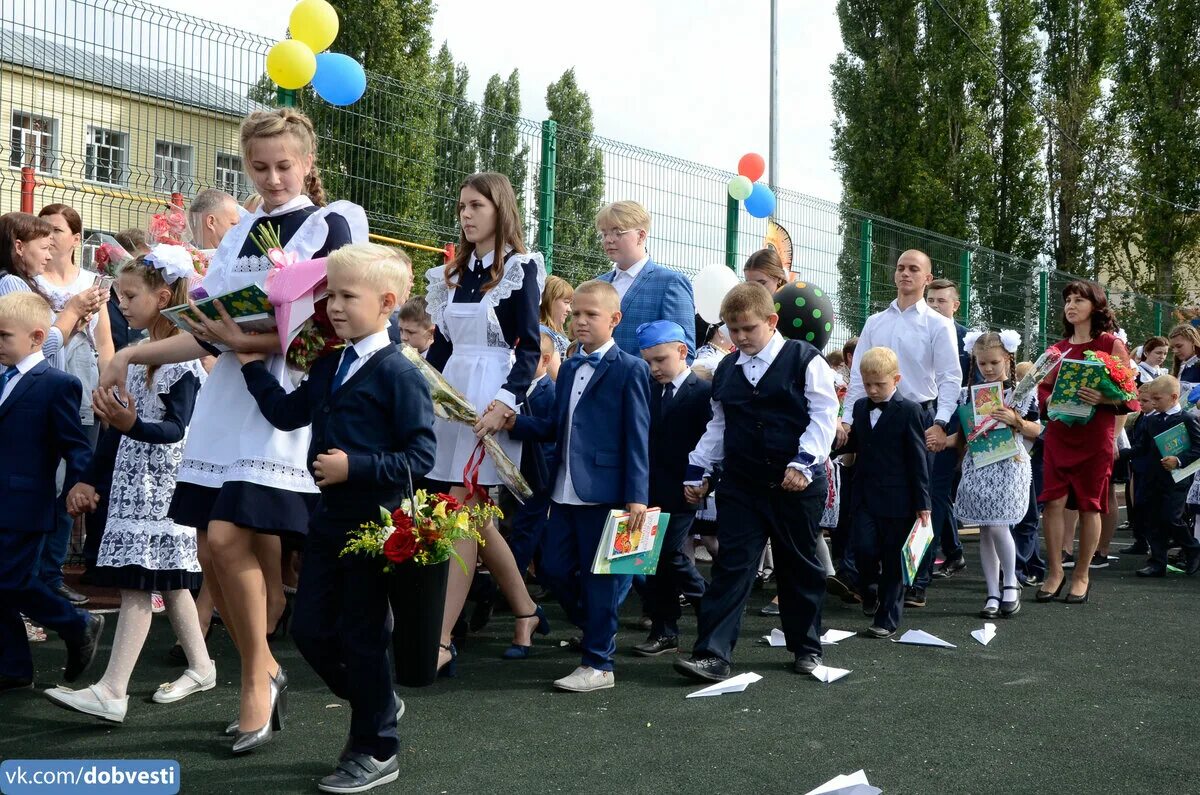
[970,382,1004,428]
[957,401,1020,468]
[162,284,276,336]
[1047,358,1105,424]
[590,509,669,575]
[1153,423,1200,484]
[901,517,934,586]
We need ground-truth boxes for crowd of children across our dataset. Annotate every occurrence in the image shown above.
[4,104,1200,794]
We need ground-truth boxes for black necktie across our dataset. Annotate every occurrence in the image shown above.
[661,382,675,417]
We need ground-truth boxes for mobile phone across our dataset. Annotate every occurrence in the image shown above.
[95,274,115,292]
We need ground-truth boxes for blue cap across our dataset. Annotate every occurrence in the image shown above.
[636,320,687,350]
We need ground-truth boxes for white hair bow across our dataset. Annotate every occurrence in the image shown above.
[963,330,984,352]
[144,244,195,285]
[998,329,1022,353]
[1115,327,1129,344]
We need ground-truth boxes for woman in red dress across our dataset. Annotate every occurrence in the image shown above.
[1036,281,1135,604]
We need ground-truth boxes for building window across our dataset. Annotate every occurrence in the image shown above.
[215,153,247,200]
[9,111,57,174]
[154,141,192,194]
[85,127,127,186]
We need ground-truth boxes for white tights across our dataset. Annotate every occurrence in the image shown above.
[978,524,1018,610]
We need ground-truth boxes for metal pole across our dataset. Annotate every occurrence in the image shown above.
[768,0,779,189]
[538,120,558,273]
[958,249,972,325]
[725,196,740,270]
[277,88,296,107]
[859,218,873,329]
[20,166,35,213]
[1038,265,1049,351]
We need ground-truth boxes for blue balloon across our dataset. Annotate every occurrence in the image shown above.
[744,183,777,218]
[312,52,367,106]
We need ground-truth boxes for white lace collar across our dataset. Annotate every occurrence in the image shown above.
[258,195,314,219]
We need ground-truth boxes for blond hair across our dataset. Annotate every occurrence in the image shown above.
[574,279,621,313]
[239,108,325,206]
[720,282,775,323]
[326,243,412,301]
[539,274,574,332]
[595,200,651,233]
[1014,361,1034,380]
[1146,373,1181,396]
[539,330,556,357]
[858,346,900,377]
[0,290,52,331]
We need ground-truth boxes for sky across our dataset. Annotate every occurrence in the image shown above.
[151,0,847,203]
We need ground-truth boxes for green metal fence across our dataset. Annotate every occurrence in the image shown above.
[0,0,1178,356]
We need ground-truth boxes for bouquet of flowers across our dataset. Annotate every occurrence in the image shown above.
[398,344,533,503]
[340,490,500,574]
[968,347,1064,441]
[88,236,132,277]
[1084,349,1138,403]
[146,207,210,278]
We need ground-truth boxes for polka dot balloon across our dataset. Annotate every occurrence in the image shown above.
[772,280,835,349]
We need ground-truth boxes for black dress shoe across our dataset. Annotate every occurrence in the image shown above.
[632,636,679,657]
[673,656,731,682]
[1120,542,1149,555]
[933,553,967,579]
[64,613,104,683]
[903,587,927,608]
[793,653,823,675]
[759,601,780,617]
[825,575,854,601]
[863,625,893,639]
[54,583,89,606]
[1136,565,1167,578]
[318,752,399,793]
[0,675,33,692]
[861,598,878,617]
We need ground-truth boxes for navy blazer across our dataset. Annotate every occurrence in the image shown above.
[518,375,556,495]
[510,344,652,506]
[843,394,931,519]
[597,259,697,360]
[242,344,437,528]
[649,371,713,514]
[0,360,91,535]
[1131,410,1200,491]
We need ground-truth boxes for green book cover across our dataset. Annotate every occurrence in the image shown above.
[901,517,934,586]
[1048,358,1105,423]
[163,284,276,335]
[591,510,670,576]
[1153,422,1200,483]
[958,401,1020,468]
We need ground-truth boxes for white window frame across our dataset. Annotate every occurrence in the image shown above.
[9,111,58,175]
[154,140,193,195]
[215,152,248,200]
[85,126,128,186]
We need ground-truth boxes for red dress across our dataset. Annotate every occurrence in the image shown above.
[1037,332,1135,513]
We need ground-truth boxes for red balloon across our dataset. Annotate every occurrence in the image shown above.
[738,152,765,182]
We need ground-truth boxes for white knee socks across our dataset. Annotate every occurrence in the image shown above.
[979,524,1019,609]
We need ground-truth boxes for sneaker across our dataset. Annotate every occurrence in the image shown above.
[1062,552,1075,569]
[903,587,927,608]
[317,752,399,794]
[151,592,165,613]
[1088,552,1109,569]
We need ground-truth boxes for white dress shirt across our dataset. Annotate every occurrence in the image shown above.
[553,339,616,505]
[868,396,890,428]
[334,329,393,384]
[0,350,45,405]
[661,367,691,403]
[526,372,546,397]
[844,298,962,423]
[687,331,840,480]
[610,256,649,301]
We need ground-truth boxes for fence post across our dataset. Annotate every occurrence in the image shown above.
[20,166,35,213]
[1038,265,1049,352]
[958,249,972,324]
[725,196,739,270]
[277,88,296,107]
[1154,302,1164,336]
[858,218,872,329]
[537,119,557,273]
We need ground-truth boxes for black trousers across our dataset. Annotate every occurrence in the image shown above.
[294,526,397,760]
[693,475,826,663]
[854,510,912,632]
[1138,480,1199,567]
[644,510,707,638]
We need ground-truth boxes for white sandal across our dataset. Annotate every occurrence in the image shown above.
[45,684,128,723]
[152,665,216,704]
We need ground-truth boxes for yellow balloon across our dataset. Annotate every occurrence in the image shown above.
[289,0,339,53]
[267,40,317,90]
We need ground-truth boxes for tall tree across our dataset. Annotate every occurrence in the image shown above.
[539,68,606,284]
[429,42,478,236]
[1112,0,1200,305]
[477,71,530,218]
[1039,0,1123,275]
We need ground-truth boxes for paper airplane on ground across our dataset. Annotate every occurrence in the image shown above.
[761,628,787,647]
[820,628,857,645]
[971,622,997,646]
[686,672,762,698]
[810,664,851,684]
[891,628,957,648]
[802,769,882,795]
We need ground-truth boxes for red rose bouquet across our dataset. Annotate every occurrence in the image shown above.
[1083,350,1138,404]
[340,490,500,573]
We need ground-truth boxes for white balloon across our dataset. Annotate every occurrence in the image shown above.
[692,263,741,324]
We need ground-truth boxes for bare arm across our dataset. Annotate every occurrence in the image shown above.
[99,333,207,390]
[94,302,114,374]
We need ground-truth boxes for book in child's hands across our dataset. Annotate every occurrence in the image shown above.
[1153,423,1200,483]
[1047,358,1105,424]
[901,517,934,586]
[590,509,669,575]
[957,402,1020,468]
[970,382,1004,428]
[162,284,277,338]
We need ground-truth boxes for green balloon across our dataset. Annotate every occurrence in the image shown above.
[728,175,753,201]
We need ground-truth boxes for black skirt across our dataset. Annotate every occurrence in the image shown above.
[170,481,317,538]
[87,564,203,592]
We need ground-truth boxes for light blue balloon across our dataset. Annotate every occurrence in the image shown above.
[312,52,367,106]
[744,183,777,218]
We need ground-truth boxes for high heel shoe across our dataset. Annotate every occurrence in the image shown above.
[501,605,552,660]
[1064,583,1091,604]
[267,593,294,641]
[224,666,287,737]
[437,643,457,678]
[1035,579,1065,603]
[1000,585,1022,617]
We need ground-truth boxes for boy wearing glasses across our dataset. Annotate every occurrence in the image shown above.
[594,201,696,361]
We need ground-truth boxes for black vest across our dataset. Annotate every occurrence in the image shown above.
[712,339,821,487]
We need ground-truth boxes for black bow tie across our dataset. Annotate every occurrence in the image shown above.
[868,400,888,411]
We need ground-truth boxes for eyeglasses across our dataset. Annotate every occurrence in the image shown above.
[596,229,636,243]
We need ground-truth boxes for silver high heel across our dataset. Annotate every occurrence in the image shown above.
[224,667,284,749]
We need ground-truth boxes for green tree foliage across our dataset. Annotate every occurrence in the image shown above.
[477,71,530,219]
[429,42,478,237]
[539,69,606,284]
